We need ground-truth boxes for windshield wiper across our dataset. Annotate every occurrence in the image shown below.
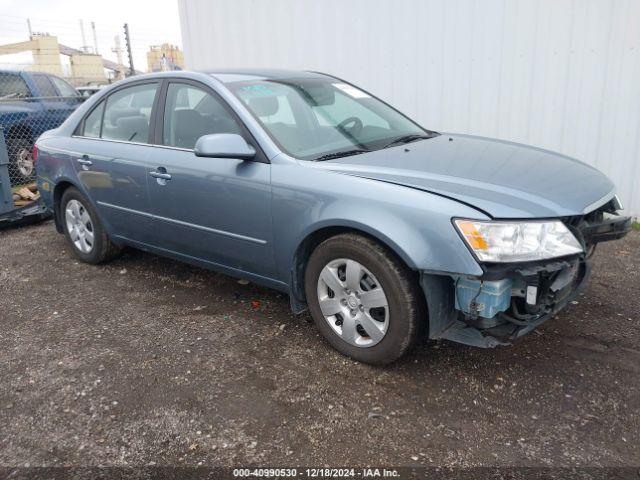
[313,149,369,161]
[381,133,434,149]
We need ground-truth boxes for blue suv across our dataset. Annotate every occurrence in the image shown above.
[0,70,82,183]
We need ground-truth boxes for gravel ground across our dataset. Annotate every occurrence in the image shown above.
[0,221,639,469]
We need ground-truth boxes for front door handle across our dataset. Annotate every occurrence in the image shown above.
[149,167,172,185]
[149,171,172,180]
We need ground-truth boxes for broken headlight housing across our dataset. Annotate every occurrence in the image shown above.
[454,219,583,262]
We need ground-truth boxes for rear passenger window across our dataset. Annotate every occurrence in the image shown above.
[32,75,57,97]
[163,83,243,149]
[83,101,104,138]
[101,83,158,143]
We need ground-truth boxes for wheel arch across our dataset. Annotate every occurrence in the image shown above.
[52,179,82,233]
[289,222,418,313]
[6,123,34,141]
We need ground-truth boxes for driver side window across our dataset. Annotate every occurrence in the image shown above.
[163,83,243,149]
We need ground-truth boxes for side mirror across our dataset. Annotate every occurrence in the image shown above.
[194,133,256,160]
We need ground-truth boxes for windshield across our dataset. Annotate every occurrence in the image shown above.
[228,77,433,160]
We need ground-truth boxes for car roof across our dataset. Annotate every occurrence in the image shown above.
[93,70,333,91]
[204,69,331,84]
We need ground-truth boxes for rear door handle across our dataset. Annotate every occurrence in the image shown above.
[76,155,92,166]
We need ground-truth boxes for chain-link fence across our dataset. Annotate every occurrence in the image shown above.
[1,97,82,185]
[0,70,84,223]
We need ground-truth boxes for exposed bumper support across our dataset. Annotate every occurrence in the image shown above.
[421,259,591,348]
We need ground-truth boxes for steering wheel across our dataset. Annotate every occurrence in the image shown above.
[337,116,363,136]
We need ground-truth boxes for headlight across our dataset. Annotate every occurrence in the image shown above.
[454,219,583,262]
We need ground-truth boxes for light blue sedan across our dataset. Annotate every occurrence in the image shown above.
[35,70,631,364]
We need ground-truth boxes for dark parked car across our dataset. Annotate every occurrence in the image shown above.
[0,70,82,183]
[35,70,631,364]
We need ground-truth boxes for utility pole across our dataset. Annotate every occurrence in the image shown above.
[91,22,99,55]
[112,35,124,79]
[79,19,89,53]
[123,23,135,76]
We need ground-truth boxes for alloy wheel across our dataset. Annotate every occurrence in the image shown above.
[16,148,34,177]
[65,199,95,254]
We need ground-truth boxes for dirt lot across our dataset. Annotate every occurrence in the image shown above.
[1,221,639,470]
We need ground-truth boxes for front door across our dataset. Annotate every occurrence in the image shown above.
[147,81,274,278]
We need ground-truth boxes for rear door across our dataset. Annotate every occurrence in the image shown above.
[30,74,73,127]
[146,79,275,277]
[70,81,160,243]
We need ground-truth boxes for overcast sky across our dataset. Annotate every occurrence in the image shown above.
[0,0,183,72]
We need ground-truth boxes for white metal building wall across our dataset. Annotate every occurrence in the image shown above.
[178,0,640,215]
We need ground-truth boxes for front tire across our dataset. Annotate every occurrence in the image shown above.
[60,187,120,264]
[304,233,424,365]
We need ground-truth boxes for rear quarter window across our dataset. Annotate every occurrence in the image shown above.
[82,101,105,138]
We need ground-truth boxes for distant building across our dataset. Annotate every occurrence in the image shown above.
[147,44,184,72]
[0,34,128,85]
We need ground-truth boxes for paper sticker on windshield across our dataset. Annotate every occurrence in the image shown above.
[333,83,370,99]
[240,84,276,97]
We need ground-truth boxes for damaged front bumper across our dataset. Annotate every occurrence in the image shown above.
[421,257,590,348]
[422,207,632,348]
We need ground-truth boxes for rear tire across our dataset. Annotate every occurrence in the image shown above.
[60,187,120,264]
[304,233,424,365]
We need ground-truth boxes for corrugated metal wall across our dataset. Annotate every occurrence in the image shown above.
[178,0,640,215]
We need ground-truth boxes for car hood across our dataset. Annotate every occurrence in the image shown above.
[319,133,615,218]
